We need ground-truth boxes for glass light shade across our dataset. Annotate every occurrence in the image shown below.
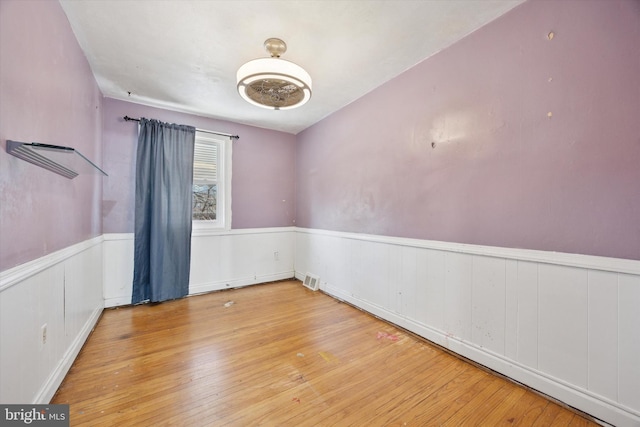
[237,57,312,110]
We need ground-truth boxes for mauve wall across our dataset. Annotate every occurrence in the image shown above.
[296,0,640,261]
[0,0,103,272]
[102,98,296,233]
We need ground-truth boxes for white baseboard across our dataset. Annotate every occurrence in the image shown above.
[6,229,635,426]
[103,229,296,307]
[104,295,133,308]
[34,305,102,404]
[1,237,104,404]
[320,281,630,426]
[106,271,297,308]
[294,228,640,427]
[189,271,296,295]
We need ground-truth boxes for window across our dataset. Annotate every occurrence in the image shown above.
[192,131,231,230]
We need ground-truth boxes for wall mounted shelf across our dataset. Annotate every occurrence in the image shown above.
[6,140,107,179]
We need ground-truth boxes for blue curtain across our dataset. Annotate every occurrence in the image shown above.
[132,118,196,304]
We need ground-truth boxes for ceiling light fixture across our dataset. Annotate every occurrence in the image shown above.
[237,38,312,110]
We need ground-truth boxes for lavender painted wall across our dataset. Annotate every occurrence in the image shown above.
[296,0,640,261]
[102,98,296,233]
[0,0,104,271]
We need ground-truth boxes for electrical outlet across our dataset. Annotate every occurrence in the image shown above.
[274,251,279,261]
[41,324,47,345]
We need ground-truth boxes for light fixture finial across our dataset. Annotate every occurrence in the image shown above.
[264,38,287,58]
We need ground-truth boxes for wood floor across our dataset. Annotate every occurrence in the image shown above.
[52,280,598,426]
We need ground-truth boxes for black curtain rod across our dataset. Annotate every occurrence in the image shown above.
[123,116,239,140]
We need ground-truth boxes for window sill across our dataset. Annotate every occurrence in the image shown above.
[192,221,231,237]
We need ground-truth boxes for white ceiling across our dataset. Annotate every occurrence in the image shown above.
[59,0,524,135]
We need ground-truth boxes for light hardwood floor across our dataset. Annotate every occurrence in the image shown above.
[52,280,598,426]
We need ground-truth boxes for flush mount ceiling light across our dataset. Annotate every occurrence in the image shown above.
[237,38,312,110]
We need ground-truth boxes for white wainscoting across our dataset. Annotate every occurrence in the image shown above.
[294,228,640,427]
[4,226,636,424]
[0,237,104,404]
[103,227,296,307]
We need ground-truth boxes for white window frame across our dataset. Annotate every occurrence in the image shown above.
[192,131,232,232]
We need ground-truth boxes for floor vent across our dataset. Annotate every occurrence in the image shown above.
[302,273,320,291]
